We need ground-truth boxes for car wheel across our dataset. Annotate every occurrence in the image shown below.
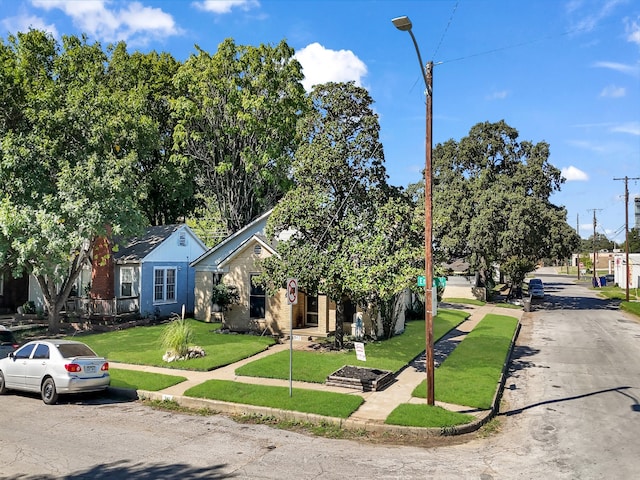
[0,370,7,395]
[41,377,58,405]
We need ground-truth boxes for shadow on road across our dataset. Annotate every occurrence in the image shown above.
[500,386,634,417]
[2,460,230,479]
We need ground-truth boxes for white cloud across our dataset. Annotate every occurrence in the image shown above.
[566,139,606,153]
[486,90,509,100]
[626,16,640,46]
[1,14,58,38]
[610,122,640,135]
[192,0,260,14]
[593,61,640,78]
[294,43,367,91]
[600,84,626,97]
[30,0,181,45]
[568,0,626,32]
[561,166,589,181]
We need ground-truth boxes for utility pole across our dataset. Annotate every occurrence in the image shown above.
[587,209,602,286]
[614,176,640,301]
[577,213,580,281]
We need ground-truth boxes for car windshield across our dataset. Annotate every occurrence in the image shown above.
[56,343,98,358]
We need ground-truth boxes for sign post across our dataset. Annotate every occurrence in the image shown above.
[286,278,298,397]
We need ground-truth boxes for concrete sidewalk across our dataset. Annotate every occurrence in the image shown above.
[110,303,522,428]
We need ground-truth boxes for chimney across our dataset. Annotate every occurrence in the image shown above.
[91,234,114,299]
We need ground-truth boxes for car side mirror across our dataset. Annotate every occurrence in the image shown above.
[8,352,15,359]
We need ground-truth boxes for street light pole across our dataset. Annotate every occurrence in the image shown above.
[392,15,435,406]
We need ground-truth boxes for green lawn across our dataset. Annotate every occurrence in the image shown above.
[185,379,364,418]
[70,319,276,371]
[621,301,640,318]
[109,368,187,391]
[594,285,639,301]
[385,404,474,428]
[236,309,469,383]
[413,314,519,409]
[442,298,486,306]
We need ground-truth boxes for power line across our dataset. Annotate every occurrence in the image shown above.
[432,0,459,61]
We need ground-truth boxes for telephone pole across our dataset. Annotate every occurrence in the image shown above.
[614,176,640,301]
[587,209,602,285]
[577,213,580,281]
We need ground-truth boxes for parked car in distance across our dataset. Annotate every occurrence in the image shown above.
[528,278,544,287]
[530,285,545,299]
[0,326,19,358]
[605,274,615,283]
[0,339,110,405]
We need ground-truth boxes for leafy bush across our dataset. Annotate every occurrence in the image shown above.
[159,318,194,358]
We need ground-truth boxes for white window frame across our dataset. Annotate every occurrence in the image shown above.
[120,267,134,297]
[153,267,177,304]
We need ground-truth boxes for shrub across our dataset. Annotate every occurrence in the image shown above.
[160,318,194,358]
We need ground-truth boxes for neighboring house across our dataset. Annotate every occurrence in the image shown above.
[191,210,407,338]
[613,253,640,289]
[29,224,207,319]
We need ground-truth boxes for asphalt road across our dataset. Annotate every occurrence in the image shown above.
[1,267,639,479]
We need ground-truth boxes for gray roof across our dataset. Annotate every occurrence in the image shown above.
[191,210,273,269]
[113,224,182,262]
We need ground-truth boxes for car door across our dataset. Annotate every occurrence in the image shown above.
[25,343,50,390]
[3,343,35,388]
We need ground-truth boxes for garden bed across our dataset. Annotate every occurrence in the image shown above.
[326,365,394,391]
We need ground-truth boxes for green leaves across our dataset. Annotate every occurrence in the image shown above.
[432,120,577,281]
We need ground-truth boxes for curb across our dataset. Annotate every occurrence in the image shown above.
[105,316,521,437]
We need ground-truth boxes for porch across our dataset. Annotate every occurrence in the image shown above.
[65,297,140,316]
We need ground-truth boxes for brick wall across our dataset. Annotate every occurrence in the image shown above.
[91,236,114,299]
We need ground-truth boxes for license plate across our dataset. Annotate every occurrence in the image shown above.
[85,365,96,373]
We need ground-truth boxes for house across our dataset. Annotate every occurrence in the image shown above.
[28,224,207,319]
[612,253,640,289]
[191,210,408,338]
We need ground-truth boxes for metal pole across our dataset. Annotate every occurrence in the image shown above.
[289,304,293,397]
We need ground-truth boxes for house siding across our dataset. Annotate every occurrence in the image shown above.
[139,261,195,318]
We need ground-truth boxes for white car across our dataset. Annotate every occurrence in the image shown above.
[0,339,110,404]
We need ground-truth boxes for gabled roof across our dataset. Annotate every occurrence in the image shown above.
[219,234,278,268]
[190,209,273,270]
[113,224,205,262]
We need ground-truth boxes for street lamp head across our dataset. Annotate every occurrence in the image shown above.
[392,16,412,31]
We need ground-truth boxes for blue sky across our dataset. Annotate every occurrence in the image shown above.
[1,0,639,243]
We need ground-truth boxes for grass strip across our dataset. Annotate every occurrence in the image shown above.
[185,379,363,418]
[109,368,187,391]
[69,319,275,371]
[596,286,639,301]
[413,314,518,409]
[236,309,468,383]
[442,298,486,306]
[385,404,474,428]
[621,301,640,318]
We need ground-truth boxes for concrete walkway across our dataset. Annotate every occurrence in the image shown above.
[110,303,523,424]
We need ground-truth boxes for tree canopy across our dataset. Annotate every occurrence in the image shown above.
[260,82,420,346]
[432,120,580,287]
[172,38,308,233]
[0,30,147,332]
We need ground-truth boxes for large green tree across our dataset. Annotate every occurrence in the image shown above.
[622,227,640,253]
[432,120,576,287]
[260,82,419,347]
[172,38,307,233]
[0,30,147,332]
[107,45,198,226]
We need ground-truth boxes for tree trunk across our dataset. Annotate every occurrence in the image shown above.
[334,295,347,349]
